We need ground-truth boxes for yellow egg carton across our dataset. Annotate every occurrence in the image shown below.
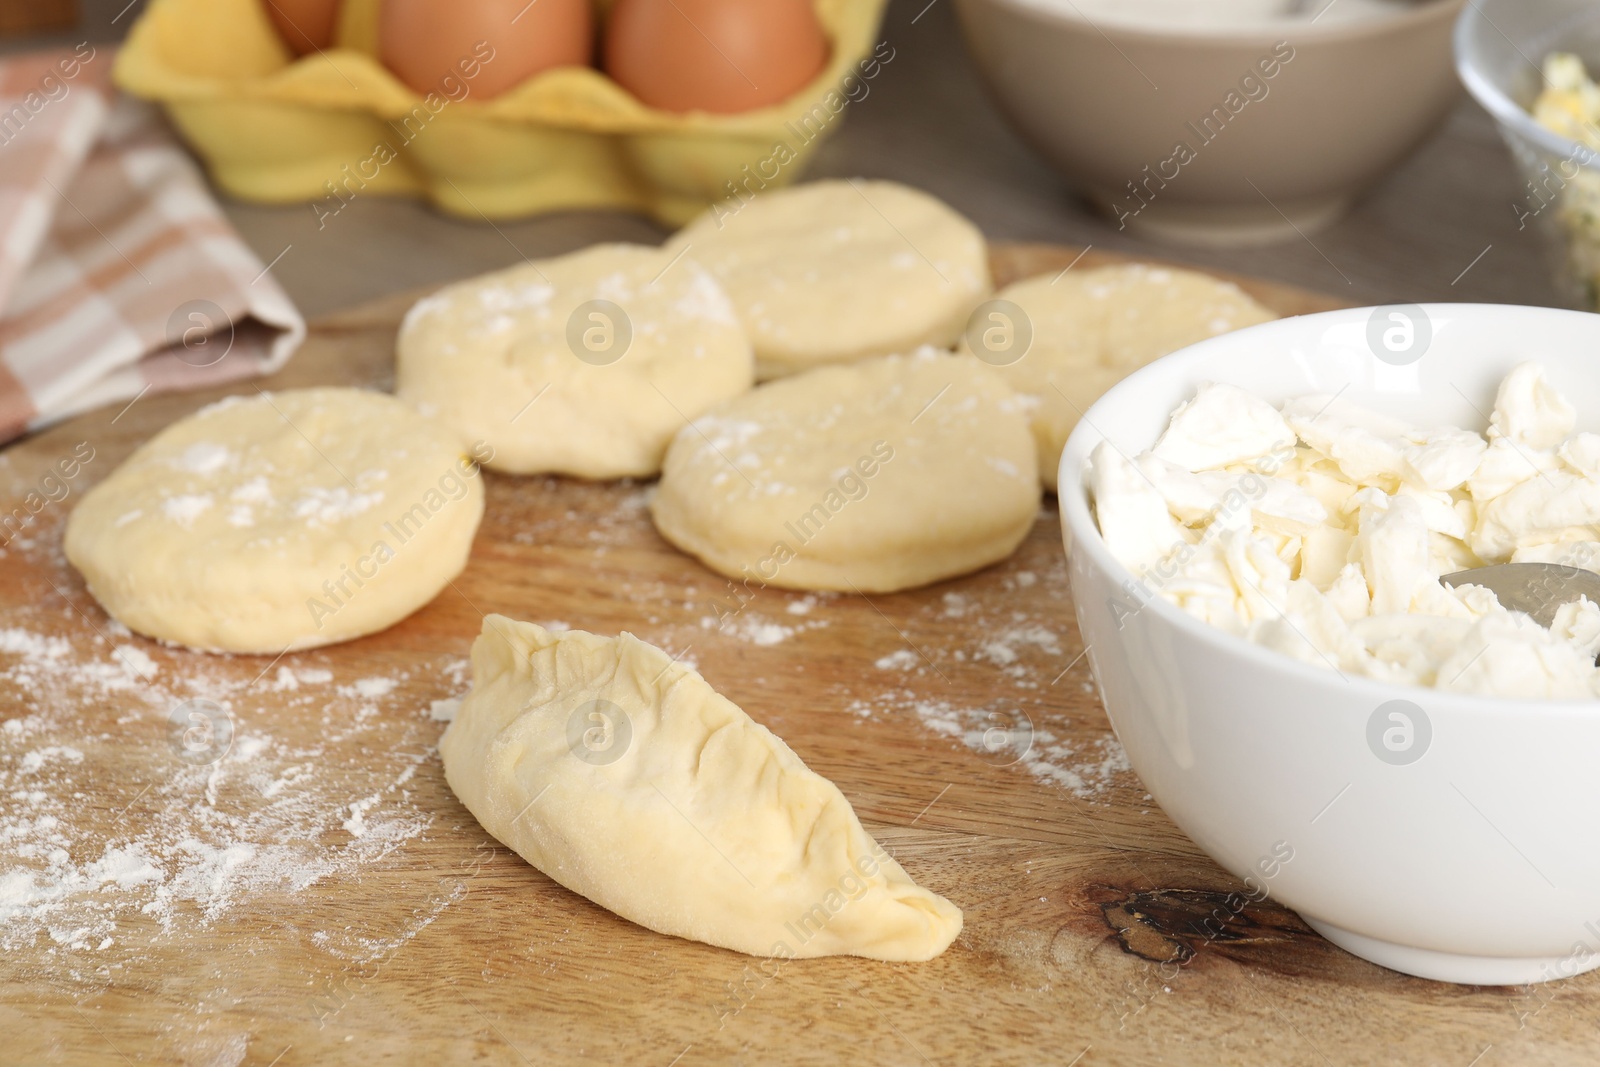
[114,0,890,225]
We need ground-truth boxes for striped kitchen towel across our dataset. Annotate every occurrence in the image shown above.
[0,45,304,444]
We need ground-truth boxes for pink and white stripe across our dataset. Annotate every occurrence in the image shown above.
[0,46,304,443]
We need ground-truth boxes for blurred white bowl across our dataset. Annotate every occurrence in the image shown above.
[955,0,1464,246]
[1058,303,1600,984]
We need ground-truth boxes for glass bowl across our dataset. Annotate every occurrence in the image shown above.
[1457,0,1600,310]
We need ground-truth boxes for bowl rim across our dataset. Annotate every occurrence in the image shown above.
[1057,301,1600,715]
[964,0,1465,47]
[1454,0,1597,161]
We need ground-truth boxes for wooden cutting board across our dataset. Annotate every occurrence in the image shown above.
[2,243,1592,1067]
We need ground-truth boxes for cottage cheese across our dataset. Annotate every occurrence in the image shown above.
[1090,361,1600,698]
[1531,53,1600,311]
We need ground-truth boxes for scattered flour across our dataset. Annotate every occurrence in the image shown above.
[270,665,336,692]
[0,615,468,964]
[978,622,1063,678]
[0,628,71,661]
[845,559,1125,799]
[854,692,1131,800]
[112,645,158,680]
[737,620,792,646]
[343,795,381,839]
[347,677,398,700]
[702,611,831,647]
[440,657,470,689]
[941,593,972,618]
[18,745,83,773]
[875,649,920,671]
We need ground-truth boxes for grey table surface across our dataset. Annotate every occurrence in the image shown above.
[14,0,1559,321]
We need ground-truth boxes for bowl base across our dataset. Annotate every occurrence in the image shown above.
[1086,192,1353,248]
[1305,918,1600,986]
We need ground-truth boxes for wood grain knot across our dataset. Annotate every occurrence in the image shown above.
[1093,886,1315,966]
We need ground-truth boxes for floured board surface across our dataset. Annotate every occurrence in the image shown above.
[2,244,1592,1066]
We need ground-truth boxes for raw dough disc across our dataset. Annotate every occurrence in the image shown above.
[667,180,991,380]
[960,263,1276,490]
[396,243,753,479]
[440,615,963,961]
[64,388,484,653]
[649,350,1040,593]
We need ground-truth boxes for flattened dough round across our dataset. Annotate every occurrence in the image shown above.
[960,263,1275,490]
[667,180,991,380]
[396,243,753,479]
[440,615,963,961]
[64,388,484,653]
[650,351,1040,592]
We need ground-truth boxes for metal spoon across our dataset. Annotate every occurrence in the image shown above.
[1440,563,1600,629]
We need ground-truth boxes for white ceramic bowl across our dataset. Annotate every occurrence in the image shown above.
[1058,303,1600,985]
[954,0,1464,246]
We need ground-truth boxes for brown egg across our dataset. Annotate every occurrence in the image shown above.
[379,0,593,99]
[604,0,829,114]
[263,0,342,56]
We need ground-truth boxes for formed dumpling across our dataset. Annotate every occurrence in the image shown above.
[439,615,963,962]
